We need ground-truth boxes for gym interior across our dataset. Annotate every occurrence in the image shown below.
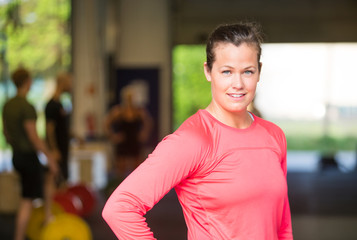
[0,0,357,239]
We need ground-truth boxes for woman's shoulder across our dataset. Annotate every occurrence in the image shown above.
[178,110,213,131]
[254,115,282,131]
[168,110,214,145]
[254,115,286,144]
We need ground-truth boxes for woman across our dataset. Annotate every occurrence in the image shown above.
[103,22,293,239]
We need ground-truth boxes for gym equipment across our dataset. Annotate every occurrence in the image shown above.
[27,184,96,240]
[40,212,92,240]
[53,190,83,215]
[67,184,96,216]
[27,203,64,240]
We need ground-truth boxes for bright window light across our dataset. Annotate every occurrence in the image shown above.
[257,43,357,121]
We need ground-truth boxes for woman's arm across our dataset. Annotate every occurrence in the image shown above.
[102,131,208,239]
[278,134,294,240]
[278,195,293,239]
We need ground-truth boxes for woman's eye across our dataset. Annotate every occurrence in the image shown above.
[222,70,231,75]
[244,70,254,75]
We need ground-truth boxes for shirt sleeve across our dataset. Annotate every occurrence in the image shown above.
[24,102,37,120]
[102,130,209,239]
[278,132,294,240]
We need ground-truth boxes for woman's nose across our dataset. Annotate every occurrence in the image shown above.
[231,74,244,89]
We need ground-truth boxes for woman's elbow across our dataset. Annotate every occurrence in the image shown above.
[102,200,115,223]
[102,189,126,223]
[102,196,127,224]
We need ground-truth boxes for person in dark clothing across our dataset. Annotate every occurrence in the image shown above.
[45,72,72,183]
[2,67,57,240]
[44,72,72,223]
[105,85,153,178]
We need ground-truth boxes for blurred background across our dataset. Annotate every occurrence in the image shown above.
[0,0,357,239]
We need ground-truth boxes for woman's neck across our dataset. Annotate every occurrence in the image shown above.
[205,103,253,129]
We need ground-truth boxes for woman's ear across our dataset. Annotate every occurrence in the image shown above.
[204,62,212,82]
[257,62,263,82]
[259,62,263,72]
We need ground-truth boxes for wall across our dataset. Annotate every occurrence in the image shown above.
[72,0,106,139]
[115,0,172,139]
[172,0,357,44]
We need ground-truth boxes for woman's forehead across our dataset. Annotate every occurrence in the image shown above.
[213,42,258,53]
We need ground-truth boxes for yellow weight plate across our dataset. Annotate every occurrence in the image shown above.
[40,212,92,240]
[27,203,64,240]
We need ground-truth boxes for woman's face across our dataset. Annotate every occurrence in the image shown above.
[204,42,261,116]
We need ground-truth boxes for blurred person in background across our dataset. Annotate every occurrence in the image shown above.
[45,72,72,185]
[44,72,73,222]
[2,67,58,240]
[105,85,153,178]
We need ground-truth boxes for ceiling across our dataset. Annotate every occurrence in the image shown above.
[171,0,357,44]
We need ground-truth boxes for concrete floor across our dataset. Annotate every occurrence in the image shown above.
[1,169,357,239]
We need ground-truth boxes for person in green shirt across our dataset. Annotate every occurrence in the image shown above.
[2,67,58,240]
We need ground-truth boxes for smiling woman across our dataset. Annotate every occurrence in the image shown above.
[103,22,293,240]
[204,42,261,128]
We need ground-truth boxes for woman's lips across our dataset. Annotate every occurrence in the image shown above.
[227,93,245,99]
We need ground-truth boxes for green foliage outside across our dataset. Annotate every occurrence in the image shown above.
[0,0,71,76]
[172,45,211,129]
[280,120,357,152]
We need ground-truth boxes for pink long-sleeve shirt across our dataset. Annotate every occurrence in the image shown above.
[103,110,293,239]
